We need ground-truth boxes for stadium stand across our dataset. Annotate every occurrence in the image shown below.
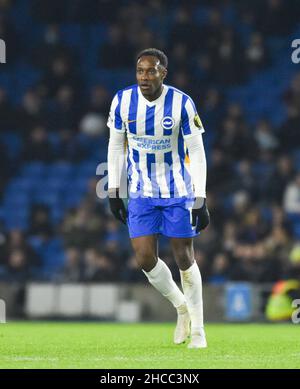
[0,0,300,285]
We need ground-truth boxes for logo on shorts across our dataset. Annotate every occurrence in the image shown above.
[161,116,175,130]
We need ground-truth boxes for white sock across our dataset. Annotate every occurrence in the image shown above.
[143,258,185,309]
[180,261,204,333]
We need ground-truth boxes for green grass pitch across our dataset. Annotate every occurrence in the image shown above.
[0,322,299,369]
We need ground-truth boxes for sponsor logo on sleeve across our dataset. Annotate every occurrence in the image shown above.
[193,114,203,128]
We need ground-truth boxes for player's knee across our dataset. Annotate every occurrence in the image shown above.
[174,252,193,270]
[171,241,194,270]
[133,247,157,272]
[173,246,194,270]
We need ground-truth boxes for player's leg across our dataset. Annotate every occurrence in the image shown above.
[128,197,187,343]
[131,234,186,311]
[131,234,188,344]
[170,237,207,349]
[161,197,206,348]
[136,232,191,345]
[130,234,158,272]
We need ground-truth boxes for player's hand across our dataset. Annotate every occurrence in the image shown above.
[108,189,127,224]
[192,197,210,232]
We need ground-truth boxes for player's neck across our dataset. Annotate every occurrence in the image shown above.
[141,85,164,102]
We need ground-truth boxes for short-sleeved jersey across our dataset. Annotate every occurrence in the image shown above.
[107,84,205,198]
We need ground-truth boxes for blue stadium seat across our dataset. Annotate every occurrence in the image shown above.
[222,195,234,214]
[286,213,300,224]
[51,207,65,224]
[33,192,61,208]
[88,24,108,47]
[72,178,89,193]
[20,162,46,178]
[0,132,22,158]
[76,162,97,178]
[292,223,300,239]
[293,150,300,169]
[60,24,84,48]
[5,178,35,195]
[62,192,84,209]
[27,236,45,254]
[5,220,28,231]
[47,162,74,178]
[44,176,72,195]
[42,252,66,279]
[261,207,273,223]
[40,238,66,274]
[3,191,31,207]
[4,207,29,230]
[44,237,64,252]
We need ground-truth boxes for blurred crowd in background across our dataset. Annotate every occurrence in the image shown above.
[0,0,300,284]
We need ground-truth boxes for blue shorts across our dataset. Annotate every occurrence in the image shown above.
[127,197,199,239]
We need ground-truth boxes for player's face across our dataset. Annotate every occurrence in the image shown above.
[136,56,167,99]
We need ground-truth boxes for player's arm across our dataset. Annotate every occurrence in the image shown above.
[181,96,210,232]
[107,93,127,224]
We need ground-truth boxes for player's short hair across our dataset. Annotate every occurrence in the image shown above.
[136,48,168,69]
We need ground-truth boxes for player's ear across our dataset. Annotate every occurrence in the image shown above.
[162,67,167,80]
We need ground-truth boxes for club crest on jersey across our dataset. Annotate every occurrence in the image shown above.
[161,116,175,130]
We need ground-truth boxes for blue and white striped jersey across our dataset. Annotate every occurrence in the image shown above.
[107,84,205,198]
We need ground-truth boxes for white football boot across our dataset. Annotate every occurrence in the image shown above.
[174,304,191,344]
[188,328,207,349]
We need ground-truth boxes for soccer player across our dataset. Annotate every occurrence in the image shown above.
[107,48,210,349]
